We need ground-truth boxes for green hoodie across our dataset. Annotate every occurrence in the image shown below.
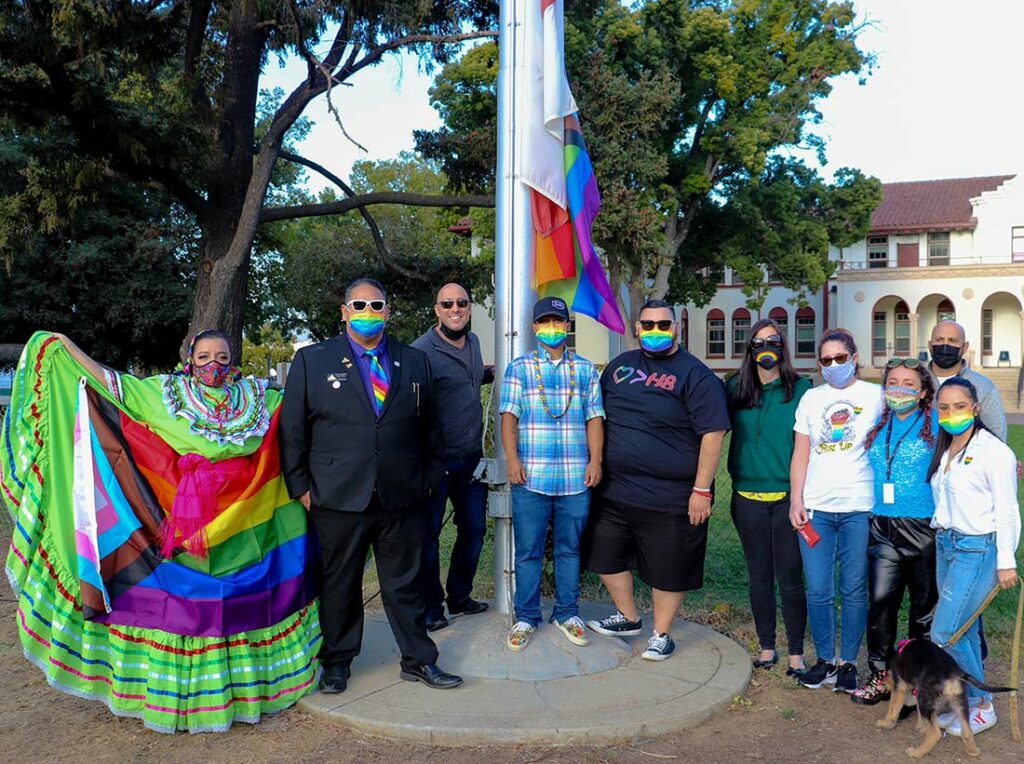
[727,375,812,493]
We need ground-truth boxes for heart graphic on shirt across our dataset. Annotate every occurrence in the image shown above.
[613,365,634,384]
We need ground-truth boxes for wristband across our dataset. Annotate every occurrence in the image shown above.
[692,487,712,498]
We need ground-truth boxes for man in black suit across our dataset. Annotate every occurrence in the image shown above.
[279,277,463,693]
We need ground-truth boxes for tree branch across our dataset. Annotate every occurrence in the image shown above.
[260,191,494,223]
[339,30,498,81]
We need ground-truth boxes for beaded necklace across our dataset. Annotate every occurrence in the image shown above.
[532,349,576,419]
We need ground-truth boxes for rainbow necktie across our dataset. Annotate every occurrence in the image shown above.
[366,349,389,415]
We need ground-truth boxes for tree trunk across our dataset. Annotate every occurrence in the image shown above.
[185,221,249,361]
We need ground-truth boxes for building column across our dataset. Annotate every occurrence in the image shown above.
[1018,311,1024,367]
[909,312,920,359]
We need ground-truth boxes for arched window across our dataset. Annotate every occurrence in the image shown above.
[769,307,788,337]
[681,308,689,350]
[706,309,725,357]
[895,300,910,356]
[937,298,955,323]
[795,307,815,357]
[732,308,751,357]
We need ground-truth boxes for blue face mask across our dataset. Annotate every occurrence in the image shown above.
[821,360,856,388]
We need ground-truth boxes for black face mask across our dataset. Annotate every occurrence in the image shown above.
[930,343,962,370]
[438,322,469,341]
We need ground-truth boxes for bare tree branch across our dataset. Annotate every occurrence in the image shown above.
[339,30,498,81]
[260,191,494,223]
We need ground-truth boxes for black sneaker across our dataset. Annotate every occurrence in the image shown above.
[641,631,676,661]
[834,662,858,693]
[587,611,643,637]
[798,658,838,689]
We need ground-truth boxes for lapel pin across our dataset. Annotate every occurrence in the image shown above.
[394,360,401,367]
[327,373,337,381]
[332,381,341,389]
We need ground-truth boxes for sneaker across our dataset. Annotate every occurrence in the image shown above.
[641,631,676,661]
[554,616,589,646]
[833,662,858,694]
[937,709,958,729]
[587,611,643,637]
[851,669,889,704]
[506,621,535,652]
[799,658,838,689]
[947,704,997,737]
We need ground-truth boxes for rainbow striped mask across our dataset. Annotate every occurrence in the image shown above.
[639,328,673,353]
[348,312,385,339]
[938,411,975,436]
[536,326,567,349]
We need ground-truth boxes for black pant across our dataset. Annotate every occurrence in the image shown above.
[311,497,438,671]
[730,493,806,655]
[865,515,937,672]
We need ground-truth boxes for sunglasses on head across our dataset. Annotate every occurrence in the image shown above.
[347,299,387,312]
[750,335,783,350]
[438,298,470,309]
[819,353,850,367]
[886,357,921,369]
[639,320,673,331]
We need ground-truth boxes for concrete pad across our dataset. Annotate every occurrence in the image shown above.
[299,601,752,746]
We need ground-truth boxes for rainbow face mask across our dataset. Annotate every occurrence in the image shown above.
[348,311,386,339]
[938,411,975,436]
[885,386,920,414]
[754,348,780,370]
[639,328,674,354]
[536,325,568,349]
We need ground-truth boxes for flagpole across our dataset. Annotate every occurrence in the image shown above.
[490,0,534,617]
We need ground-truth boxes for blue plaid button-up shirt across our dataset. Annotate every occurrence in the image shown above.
[499,345,604,496]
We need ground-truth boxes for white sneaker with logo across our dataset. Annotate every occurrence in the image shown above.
[947,703,997,737]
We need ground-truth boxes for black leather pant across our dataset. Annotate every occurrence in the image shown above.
[866,515,938,672]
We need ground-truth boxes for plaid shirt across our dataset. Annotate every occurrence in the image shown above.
[499,345,604,496]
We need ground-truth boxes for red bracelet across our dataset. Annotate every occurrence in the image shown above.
[692,487,712,498]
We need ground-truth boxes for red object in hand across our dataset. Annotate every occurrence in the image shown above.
[798,522,821,548]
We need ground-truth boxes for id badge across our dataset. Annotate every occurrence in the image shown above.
[883,482,895,505]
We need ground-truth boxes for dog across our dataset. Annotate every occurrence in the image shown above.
[876,638,1014,759]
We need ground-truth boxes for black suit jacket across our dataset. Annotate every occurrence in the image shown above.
[278,334,445,512]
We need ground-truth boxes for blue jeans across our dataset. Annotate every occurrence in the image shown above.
[932,530,998,704]
[420,456,489,619]
[798,510,870,664]
[511,486,590,626]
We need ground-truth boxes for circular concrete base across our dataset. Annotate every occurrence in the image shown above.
[298,601,752,746]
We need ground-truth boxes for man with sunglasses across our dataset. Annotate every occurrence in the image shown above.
[280,277,463,694]
[412,283,495,631]
[583,300,729,661]
[927,320,1006,441]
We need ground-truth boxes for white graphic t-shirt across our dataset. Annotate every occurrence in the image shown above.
[794,379,883,513]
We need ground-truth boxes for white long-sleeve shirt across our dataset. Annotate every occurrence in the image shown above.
[931,428,1021,569]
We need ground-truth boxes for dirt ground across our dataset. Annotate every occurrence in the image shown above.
[2,595,1021,764]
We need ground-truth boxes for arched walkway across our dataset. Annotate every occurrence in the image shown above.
[870,295,910,366]
[980,291,1023,367]
[915,293,956,358]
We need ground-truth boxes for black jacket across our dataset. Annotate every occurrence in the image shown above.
[278,334,445,512]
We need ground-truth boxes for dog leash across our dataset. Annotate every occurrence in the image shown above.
[940,584,1001,649]
[1011,580,1023,742]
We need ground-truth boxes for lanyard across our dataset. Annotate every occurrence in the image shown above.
[885,410,923,481]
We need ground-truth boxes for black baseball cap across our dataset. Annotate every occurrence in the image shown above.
[533,296,570,322]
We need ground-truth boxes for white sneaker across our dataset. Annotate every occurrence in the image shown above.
[936,709,957,729]
[947,703,997,737]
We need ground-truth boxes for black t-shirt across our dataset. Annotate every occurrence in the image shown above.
[600,347,730,513]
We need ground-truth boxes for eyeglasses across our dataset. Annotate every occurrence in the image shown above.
[750,335,783,350]
[438,298,470,309]
[346,299,387,312]
[639,320,673,331]
[819,353,850,366]
[886,357,921,369]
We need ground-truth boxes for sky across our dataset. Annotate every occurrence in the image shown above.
[259,0,1024,192]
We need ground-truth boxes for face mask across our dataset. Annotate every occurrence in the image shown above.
[536,326,567,349]
[348,311,386,339]
[884,386,920,414]
[938,411,975,436]
[754,348,780,370]
[821,360,856,388]
[438,322,469,341]
[639,328,674,354]
[930,344,962,370]
[193,360,232,387]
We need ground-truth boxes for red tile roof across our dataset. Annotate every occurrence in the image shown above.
[870,175,1014,233]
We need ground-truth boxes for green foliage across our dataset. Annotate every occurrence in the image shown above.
[240,324,297,378]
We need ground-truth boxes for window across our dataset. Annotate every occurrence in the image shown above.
[681,308,689,350]
[796,307,815,357]
[769,307,788,337]
[867,235,888,268]
[732,308,751,356]
[731,268,744,285]
[872,310,887,355]
[894,301,910,356]
[706,309,725,357]
[928,232,950,266]
[566,315,577,351]
[937,298,955,323]
[1013,227,1024,262]
[982,309,993,355]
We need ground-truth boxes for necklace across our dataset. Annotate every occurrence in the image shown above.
[532,349,576,419]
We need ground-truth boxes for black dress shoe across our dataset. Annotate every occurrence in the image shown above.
[753,653,779,669]
[448,598,489,617]
[318,664,350,694]
[400,663,464,689]
[426,614,450,632]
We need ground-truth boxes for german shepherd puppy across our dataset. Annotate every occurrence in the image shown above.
[876,638,1014,758]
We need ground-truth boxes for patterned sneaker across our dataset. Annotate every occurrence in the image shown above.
[798,658,838,689]
[641,631,676,661]
[851,669,889,704]
[947,704,997,737]
[587,611,643,637]
[554,616,589,646]
[834,662,858,693]
[506,621,535,652]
